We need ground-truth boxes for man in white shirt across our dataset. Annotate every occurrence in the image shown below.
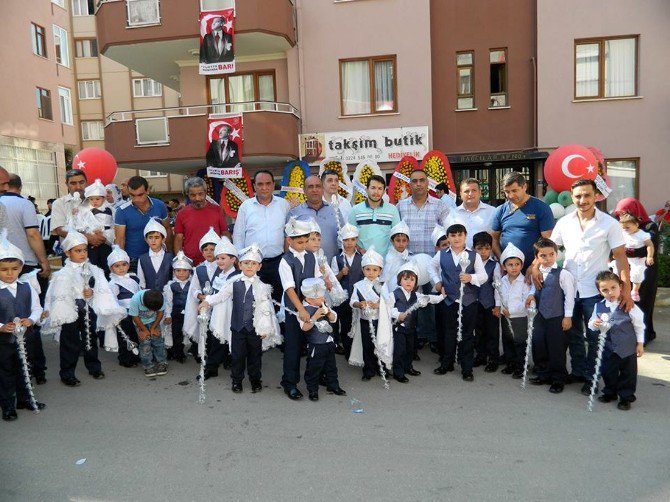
[444,178,496,248]
[233,170,289,303]
[540,179,632,394]
[321,169,352,226]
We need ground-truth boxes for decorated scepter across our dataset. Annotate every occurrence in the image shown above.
[492,278,515,338]
[13,317,40,413]
[455,254,471,359]
[81,262,94,352]
[196,281,214,404]
[331,194,344,231]
[366,279,389,390]
[521,301,537,389]
[116,324,139,356]
[392,295,430,324]
[587,313,610,412]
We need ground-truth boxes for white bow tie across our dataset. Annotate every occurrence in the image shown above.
[0,282,17,292]
[241,276,254,285]
[539,264,557,274]
[293,250,306,259]
[150,250,162,257]
[605,300,618,310]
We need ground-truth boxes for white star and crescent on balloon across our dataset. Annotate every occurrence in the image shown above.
[77,160,86,169]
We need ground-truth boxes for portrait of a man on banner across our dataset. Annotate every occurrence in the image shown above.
[206,116,243,170]
[199,8,236,75]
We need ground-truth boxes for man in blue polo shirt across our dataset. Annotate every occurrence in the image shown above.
[114,175,170,271]
[491,171,554,271]
[348,174,400,256]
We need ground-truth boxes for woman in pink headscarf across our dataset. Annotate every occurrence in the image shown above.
[613,198,658,344]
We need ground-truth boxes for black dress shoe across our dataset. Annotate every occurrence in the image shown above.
[484,362,498,373]
[2,409,17,421]
[473,356,487,368]
[529,376,551,386]
[501,365,515,375]
[197,370,218,381]
[285,388,303,400]
[35,376,47,385]
[61,377,81,387]
[394,376,409,383]
[361,375,372,381]
[433,366,448,375]
[16,401,46,410]
[232,383,243,393]
[251,381,263,393]
[335,344,345,355]
[462,373,474,382]
[581,382,594,396]
[617,400,631,411]
[511,369,524,379]
[308,392,319,402]
[413,353,421,361]
[90,371,105,380]
[598,394,617,403]
[327,387,347,396]
[548,383,564,394]
[407,368,421,376]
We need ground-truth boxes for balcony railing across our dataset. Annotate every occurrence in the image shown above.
[105,101,300,126]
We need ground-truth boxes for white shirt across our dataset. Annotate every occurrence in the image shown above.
[330,251,358,275]
[623,229,651,251]
[444,201,496,248]
[233,196,290,260]
[539,264,577,317]
[137,248,165,289]
[587,303,645,344]
[323,194,352,227]
[50,194,90,241]
[278,248,322,291]
[430,248,488,287]
[496,273,535,318]
[550,208,625,298]
[440,194,458,210]
[0,280,42,328]
[350,278,381,320]
[205,274,257,306]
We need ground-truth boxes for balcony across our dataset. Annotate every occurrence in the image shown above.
[96,0,296,90]
[103,102,300,175]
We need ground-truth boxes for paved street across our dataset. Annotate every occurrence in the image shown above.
[1,306,669,502]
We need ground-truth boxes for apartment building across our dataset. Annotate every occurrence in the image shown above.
[537,0,670,213]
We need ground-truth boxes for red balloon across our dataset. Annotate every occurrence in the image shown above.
[587,146,612,202]
[72,148,118,186]
[544,144,598,193]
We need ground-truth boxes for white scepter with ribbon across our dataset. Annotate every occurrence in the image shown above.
[455,254,471,359]
[331,194,344,231]
[521,301,537,389]
[366,279,389,390]
[116,324,139,356]
[13,318,40,413]
[196,281,214,404]
[81,262,94,352]
[492,278,515,338]
[587,313,610,412]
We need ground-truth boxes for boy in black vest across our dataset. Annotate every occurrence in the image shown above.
[529,238,576,393]
[331,223,363,358]
[0,236,45,421]
[163,251,193,364]
[472,232,502,373]
[588,271,645,410]
[300,277,346,401]
[137,218,174,291]
[431,224,487,381]
[107,245,141,368]
[279,217,320,401]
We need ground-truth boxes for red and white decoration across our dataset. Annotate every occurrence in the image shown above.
[73,147,118,186]
[206,114,243,179]
[543,144,599,193]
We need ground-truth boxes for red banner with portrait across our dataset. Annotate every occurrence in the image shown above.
[199,6,236,75]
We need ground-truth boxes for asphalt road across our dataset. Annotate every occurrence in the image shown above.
[2,307,669,501]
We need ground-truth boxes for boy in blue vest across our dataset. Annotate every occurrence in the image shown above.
[137,218,174,291]
[129,289,167,378]
[279,217,320,401]
[332,223,363,359]
[163,251,193,364]
[184,227,221,362]
[107,245,142,368]
[472,232,502,373]
[0,234,45,421]
[431,224,487,381]
[300,277,346,401]
[202,237,239,379]
[529,238,576,393]
[588,271,645,410]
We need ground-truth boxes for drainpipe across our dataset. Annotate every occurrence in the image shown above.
[295,0,307,137]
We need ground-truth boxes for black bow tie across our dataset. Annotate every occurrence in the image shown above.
[91,208,112,216]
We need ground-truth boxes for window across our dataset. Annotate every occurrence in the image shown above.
[78,80,101,99]
[456,51,474,109]
[575,36,638,99]
[127,0,161,27]
[139,170,166,178]
[72,0,95,16]
[208,71,276,113]
[0,144,59,200]
[58,87,73,125]
[53,25,70,67]
[75,39,98,58]
[489,49,507,107]
[136,117,169,145]
[31,23,47,58]
[605,159,638,212]
[51,0,65,7]
[36,87,52,120]
[133,78,162,97]
[339,55,397,116]
[81,121,104,141]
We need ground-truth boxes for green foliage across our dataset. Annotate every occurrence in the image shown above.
[658,254,670,288]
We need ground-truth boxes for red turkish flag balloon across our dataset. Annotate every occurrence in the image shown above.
[544,144,598,193]
[72,148,118,186]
